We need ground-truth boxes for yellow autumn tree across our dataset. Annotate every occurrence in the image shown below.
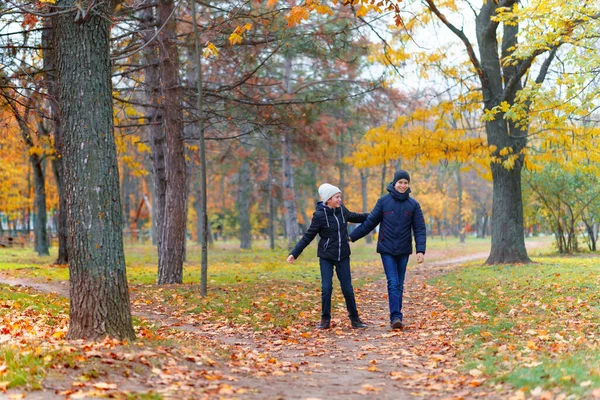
[345,0,600,263]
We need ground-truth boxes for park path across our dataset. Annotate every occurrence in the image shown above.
[0,245,544,399]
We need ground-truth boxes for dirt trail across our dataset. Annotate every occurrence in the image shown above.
[0,245,546,399]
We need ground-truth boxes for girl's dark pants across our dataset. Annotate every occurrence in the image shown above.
[380,253,409,323]
[319,257,359,320]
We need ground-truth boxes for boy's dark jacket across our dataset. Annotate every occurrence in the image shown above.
[350,184,426,255]
[290,203,368,261]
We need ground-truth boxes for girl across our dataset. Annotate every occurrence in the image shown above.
[349,170,426,330]
[287,183,368,329]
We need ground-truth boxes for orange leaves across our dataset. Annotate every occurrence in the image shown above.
[287,6,310,27]
[202,42,219,58]
[21,13,38,29]
[228,23,253,45]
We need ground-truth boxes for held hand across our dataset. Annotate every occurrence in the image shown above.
[416,253,424,264]
[287,255,295,264]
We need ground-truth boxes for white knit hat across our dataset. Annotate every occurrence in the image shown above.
[318,183,341,204]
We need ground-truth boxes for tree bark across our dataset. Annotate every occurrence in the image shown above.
[282,132,300,250]
[267,139,276,250]
[140,7,166,257]
[426,0,541,263]
[476,3,530,264]
[10,107,49,256]
[360,168,372,244]
[281,55,300,250]
[31,155,49,255]
[54,0,135,340]
[43,16,68,263]
[238,148,252,249]
[338,130,346,195]
[190,0,209,294]
[156,0,187,284]
[456,167,465,244]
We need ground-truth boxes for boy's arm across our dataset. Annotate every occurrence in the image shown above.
[349,199,383,242]
[343,205,369,223]
[289,214,321,259]
[412,203,427,254]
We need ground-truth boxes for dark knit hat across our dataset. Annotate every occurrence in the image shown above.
[392,169,410,184]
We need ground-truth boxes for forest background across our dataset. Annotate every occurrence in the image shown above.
[0,1,600,398]
[0,0,599,338]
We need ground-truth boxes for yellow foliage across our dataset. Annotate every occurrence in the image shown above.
[203,42,219,58]
[287,6,310,27]
[228,32,243,46]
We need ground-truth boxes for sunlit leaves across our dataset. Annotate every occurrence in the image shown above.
[202,42,219,58]
[287,6,310,27]
[228,23,253,45]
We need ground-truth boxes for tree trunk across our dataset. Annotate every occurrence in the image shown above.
[43,16,68,264]
[338,130,346,195]
[282,132,300,249]
[156,0,187,284]
[190,1,209,294]
[238,153,252,249]
[54,0,135,340]
[381,163,387,196]
[281,55,299,250]
[360,168,372,244]
[267,140,276,250]
[31,155,49,255]
[456,167,465,244]
[476,6,531,264]
[11,110,49,256]
[140,5,166,260]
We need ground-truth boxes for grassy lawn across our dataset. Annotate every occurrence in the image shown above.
[433,254,600,397]
[0,235,515,285]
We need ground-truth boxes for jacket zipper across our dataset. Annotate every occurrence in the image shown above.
[333,212,341,261]
[323,238,330,250]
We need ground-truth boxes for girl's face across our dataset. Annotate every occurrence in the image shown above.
[326,192,342,208]
[394,179,409,193]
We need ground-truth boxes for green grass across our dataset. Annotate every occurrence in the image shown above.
[0,235,521,285]
[433,255,600,397]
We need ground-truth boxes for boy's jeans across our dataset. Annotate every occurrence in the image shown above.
[319,257,359,320]
[380,253,409,323]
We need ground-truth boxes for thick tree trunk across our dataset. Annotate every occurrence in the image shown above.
[157,0,187,284]
[475,5,531,264]
[238,155,252,249]
[486,162,530,263]
[43,17,68,263]
[54,0,135,340]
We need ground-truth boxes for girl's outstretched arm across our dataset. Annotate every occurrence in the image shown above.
[289,214,322,259]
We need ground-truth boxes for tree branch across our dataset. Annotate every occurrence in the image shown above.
[424,0,484,85]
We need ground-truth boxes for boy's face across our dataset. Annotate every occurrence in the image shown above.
[394,179,409,193]
[326,192,342,208]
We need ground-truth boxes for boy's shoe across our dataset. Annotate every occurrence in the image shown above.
[350,317,368,329]
[317,319,331,329]
[391,319,404,330]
